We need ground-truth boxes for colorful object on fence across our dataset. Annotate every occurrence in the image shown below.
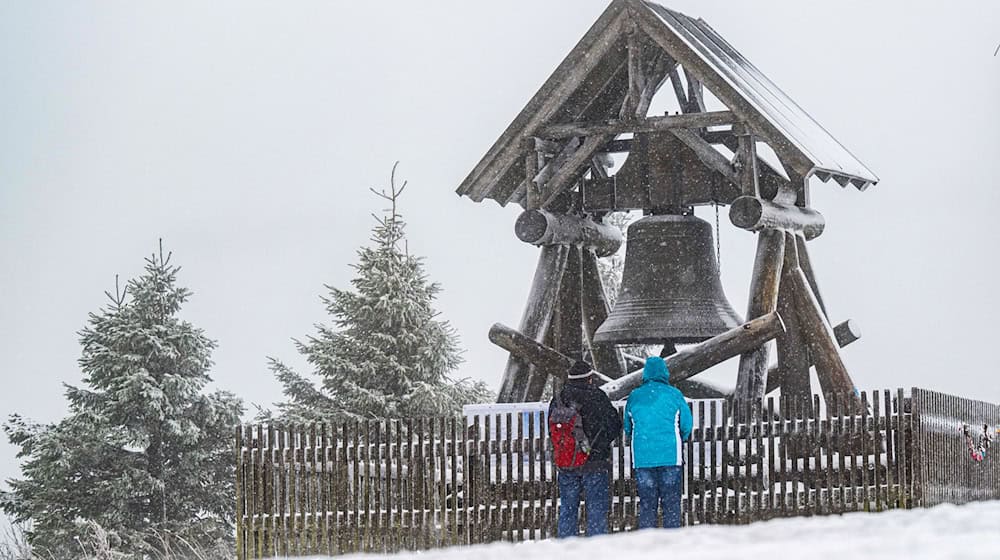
[960,424,993,462]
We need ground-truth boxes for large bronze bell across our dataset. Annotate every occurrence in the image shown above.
[593,214,743,345]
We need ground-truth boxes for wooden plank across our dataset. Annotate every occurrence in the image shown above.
[436,418,446,548]
[515,413,526,541]
[273,426,281,557]
[685,401,695,525]
[789,399,802,515]
[253,424,267,558]
[719,400,731,522]
[777,397,789,517]
[335,423,346,554]
[765,398,777,517]
[321,425,331,556]
[819,394,834,515]
[312,425,321,554]
[427,418,444,548]
[539,110,736,139]
[417,418,426,549]
[527,412,538,540]
[402,419,413,549]
[708,401,719,523]
[833,395,846,514]
[732,401,743,523]
[755,400,766,516]
[696,401,707,524]
[476,415,484,545]
[235,426,246,560]
[873,392,884,512]
[895,389,907,509]
[448,418,459,547]
[860,392,871,511]
[803,397,815,516]
[743,400,754,523]
[735,228,785,402]
[539,410,551,539]
[264,425,275,557]
[882,390,895,509]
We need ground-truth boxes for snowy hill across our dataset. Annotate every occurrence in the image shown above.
[310,501,1000,560]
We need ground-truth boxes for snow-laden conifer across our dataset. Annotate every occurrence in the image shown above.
[269,165,492,423]
[2,244,243,557]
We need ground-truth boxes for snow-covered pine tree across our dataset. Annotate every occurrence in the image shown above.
[269,165,492,423]
[2,244,243,557]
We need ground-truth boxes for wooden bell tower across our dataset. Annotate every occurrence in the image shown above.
[456,0,878,407]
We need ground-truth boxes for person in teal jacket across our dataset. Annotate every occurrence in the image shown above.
[624,356,693,529]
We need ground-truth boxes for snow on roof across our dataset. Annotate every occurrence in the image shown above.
[457,0,878,208]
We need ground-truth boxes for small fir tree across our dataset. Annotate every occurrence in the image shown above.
[2,244,243,557]
[270,165,492,423]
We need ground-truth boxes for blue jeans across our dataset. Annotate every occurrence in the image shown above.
[557,469,610,538]
[636,466,683,529]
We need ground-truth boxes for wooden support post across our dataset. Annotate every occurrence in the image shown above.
[734,229,785,402]
[790,268,861,410]
[773,232,812,401]
[497,246,569,402]
[602,312,786,400]
[524,139,542,210]
[795,234,828,318]
[620,23,645,121]
[765,319,861,394]
[734,123,760,197]
[524,246,583,400]
[488,323,614,386]
[684,68,706,113]
[580,249,627,378]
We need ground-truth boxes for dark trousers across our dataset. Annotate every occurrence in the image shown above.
[636,466,683,529]
[557,468,610,538]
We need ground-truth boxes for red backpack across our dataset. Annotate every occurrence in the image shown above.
[549,393,592,469]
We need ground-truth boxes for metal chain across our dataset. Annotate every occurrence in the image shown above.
[713,200,722,275]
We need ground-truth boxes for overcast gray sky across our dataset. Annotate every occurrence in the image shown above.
[2,0,999,494]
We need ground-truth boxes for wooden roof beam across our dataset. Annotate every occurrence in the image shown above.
[538,110,735,140]
[669,127,739,185]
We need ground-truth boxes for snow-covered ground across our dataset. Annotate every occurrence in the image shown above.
[310,501,1000,560]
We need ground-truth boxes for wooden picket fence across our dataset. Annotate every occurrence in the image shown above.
[234,387,951,558]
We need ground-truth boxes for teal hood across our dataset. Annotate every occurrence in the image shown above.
[642,356,671,384]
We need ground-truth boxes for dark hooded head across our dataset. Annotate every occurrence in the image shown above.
[566,360,593,384]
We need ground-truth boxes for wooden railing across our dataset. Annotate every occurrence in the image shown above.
[236,388,925,558]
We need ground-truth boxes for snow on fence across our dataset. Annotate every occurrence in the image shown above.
[234,387,997,558]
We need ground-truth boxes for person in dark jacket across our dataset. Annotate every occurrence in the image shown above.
[624,356,692,529]
[548,360,622,538]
